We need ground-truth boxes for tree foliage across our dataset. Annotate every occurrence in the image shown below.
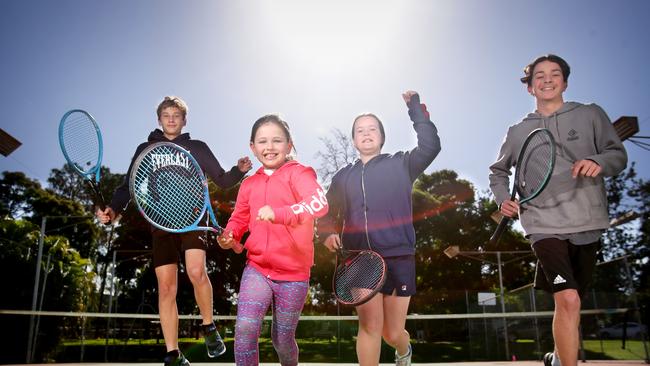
[0,217,94,363]
[599,163,650,311]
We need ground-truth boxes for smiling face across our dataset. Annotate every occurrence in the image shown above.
[158,106,186,139]
[352,115,383,159]
[527,60,567,104]
[250,121,293,170]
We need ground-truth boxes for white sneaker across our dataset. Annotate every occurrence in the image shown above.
[395,344,412,366]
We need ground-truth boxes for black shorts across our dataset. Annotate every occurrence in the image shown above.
[380,255,416,297]
[532,238,599,298]
[152,229,207,268]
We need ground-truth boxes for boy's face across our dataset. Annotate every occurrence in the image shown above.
[352,116,383,156]
[158,106,186,137]
[527,60,567,103]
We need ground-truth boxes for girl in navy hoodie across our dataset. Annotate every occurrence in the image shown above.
[217,114,328,366]
[318,91,441,366]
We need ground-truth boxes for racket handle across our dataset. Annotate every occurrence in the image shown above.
[489,216,511,245]
[98,203,112,226]
[88,181,110,225]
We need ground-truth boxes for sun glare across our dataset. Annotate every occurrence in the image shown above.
[255,1,408,77]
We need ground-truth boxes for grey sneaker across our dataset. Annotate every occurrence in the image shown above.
[163,350,190,366]
[202,322,226,358]
[395,344,412,366]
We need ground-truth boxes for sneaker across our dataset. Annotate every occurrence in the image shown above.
[395,344,412,366]
[202,322,226,358]
[543,352,554,366]
[163,350,190,366]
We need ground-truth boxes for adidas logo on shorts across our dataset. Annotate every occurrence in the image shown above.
[553,275,567,285]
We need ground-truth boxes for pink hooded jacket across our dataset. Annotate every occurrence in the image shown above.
[225,160,328,281]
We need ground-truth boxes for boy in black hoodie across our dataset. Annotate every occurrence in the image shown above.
[96,96,252,366]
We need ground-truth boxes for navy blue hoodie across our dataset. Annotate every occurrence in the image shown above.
[109,129,245,215]
[317,96,441,257]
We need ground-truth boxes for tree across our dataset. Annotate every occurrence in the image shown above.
[632,178,650,314]
[599,163,650,315]
[0,171,42,217]
[410,171,533,314]
[47,164,88,204]
[0,171,99,258]
[313,128,357,186]
[48,165,125,213]
[47,165,130,312]
[0,217,94,363]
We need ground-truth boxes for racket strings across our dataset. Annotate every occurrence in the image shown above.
[132,145,206,230]
[517,133,554,198]
[334,251,385,304]
[61,112,101,172]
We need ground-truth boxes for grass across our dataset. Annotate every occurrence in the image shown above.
[54,337,649,363]
[582,339,649,360]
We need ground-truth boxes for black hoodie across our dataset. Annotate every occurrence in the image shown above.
[109,129,245,214]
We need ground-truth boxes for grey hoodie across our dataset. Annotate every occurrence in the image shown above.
[489,102,627,235]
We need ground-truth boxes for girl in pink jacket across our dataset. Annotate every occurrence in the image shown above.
[217,114,328,366]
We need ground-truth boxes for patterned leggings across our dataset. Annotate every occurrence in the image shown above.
[234,265,309,366]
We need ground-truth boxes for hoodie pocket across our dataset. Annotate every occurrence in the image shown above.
[527,178,607,229]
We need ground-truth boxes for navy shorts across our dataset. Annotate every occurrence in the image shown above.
[380,255,416,297]
[152,228,207,268]
[532,238,599,298]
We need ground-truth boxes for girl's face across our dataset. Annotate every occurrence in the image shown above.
[353,115,383,157]
[250,122,293,170]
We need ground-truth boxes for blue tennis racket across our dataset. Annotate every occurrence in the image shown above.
[130,142,243,253]
[58,109,106,210]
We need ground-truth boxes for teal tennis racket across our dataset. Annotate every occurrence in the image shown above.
[130,142,243,253]
[490,128,556,244]
[58,109,106,210]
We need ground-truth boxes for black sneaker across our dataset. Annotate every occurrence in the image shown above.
[543,352,554,366]
[163,350,190,366]
[202,322,226,358]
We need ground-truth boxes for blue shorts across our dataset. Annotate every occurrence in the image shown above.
[380,255,416,296]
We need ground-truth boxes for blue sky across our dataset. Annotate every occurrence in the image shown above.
[1,0,648,195]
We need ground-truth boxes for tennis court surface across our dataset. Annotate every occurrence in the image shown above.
[6,361,648,366]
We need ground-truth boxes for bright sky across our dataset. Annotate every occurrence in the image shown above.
[1,0,649,195]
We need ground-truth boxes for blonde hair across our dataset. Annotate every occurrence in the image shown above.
[156,96,188,120]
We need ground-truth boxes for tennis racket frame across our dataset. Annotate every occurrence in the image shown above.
[333,247,387,306]
[58,109,107,210]
[129,142,243,252]
[489,128,556,244]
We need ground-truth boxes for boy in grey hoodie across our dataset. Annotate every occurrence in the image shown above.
[489,54,627,366]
